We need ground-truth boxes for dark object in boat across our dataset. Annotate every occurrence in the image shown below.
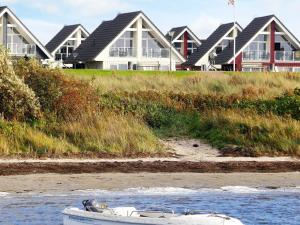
[82,199,107,212]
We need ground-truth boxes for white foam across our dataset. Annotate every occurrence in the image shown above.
[220,186,265,193]
[0,192,9,197]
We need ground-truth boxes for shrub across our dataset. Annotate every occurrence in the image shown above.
[14,59,99,121]
[0,47,40,121]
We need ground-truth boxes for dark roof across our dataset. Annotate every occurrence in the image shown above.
[0,6,7,13]
[67,11,141,62]
[0,6,52,59]
[184,22,239,66]
[166,26,201,44]
[215,15,274,64]
[166,26,187,41]
[46,24,88,53]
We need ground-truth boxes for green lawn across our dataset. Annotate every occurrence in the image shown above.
[63,69,201,78]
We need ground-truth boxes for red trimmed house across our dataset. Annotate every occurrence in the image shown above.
[166,26,202,59]
[215,15,300,72]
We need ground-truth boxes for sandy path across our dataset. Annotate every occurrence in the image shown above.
[0,172,299,194]
[0,139,298,163]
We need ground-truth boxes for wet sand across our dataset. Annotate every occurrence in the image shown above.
[0,172,299,194]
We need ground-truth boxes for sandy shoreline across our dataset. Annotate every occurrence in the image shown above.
[1,172,299,194]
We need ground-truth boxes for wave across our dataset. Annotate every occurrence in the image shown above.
[74,186,300,196]
[0,192,9,197]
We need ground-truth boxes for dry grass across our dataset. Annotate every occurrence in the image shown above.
[68,71,300,99]
[50,112,163,157]
[198,109,300,156]
[0,118,79,157]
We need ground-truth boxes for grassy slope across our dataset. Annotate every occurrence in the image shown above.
[64,69,300,157]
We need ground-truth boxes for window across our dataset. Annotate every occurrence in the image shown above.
[112,31,134,48]
[142,31,167,58]
[275,34,295,52]
[243,34,270,61]
[174,42,181,48]
[214,40,231,55]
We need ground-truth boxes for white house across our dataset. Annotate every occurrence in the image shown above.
[184,22,242,70]
[66,11,185,71]
[46,24,89,64]
[0,6,52,61]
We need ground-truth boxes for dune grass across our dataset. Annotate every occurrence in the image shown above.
[0,113,163,158]
[65,69,300,99]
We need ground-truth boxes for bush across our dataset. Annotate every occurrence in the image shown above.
[14,59,99,121]
[236,88,300,120]
[0,47,40,121]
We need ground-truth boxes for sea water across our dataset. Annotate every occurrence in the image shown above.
[0,186,300,225]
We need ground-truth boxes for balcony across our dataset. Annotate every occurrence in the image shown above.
[143,48,169,58]
[109,47,136,57]
[243,51,270,61]
[275,51,300,62]
[7,43,36,56]
[55,53,72,61]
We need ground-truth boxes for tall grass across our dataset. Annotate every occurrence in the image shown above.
[66,70,300,99]
[51,112,163,157]
[196,109,300,157]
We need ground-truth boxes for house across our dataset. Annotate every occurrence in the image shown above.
[46,24,89,63]
[166,26,202,59]
[66,11,185,71]
[184,22,243,70]
[0,6,52,61]
[215,15,300,72]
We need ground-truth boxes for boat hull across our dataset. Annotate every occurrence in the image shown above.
[63,208,244,225]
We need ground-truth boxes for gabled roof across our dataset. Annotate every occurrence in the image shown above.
[0,6,52,59]
[215,15,274,65]
[68,11,141,62]
[68,11,185,63]
[166,26,201,44]
[184,22,242,66]
[46,24,89,54]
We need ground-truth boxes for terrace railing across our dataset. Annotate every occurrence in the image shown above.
[109,47,136,57]
[142,48,170,58]
[243,51,270,61]
[7,43,36,56]
[275,51,300,62]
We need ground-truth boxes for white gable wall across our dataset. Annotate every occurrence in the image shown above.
[0,8,52,60]
[93,13,185,71]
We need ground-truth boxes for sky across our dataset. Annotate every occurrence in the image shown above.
[2,0,300,45]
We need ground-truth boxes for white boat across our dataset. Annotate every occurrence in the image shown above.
[63,200,245,225]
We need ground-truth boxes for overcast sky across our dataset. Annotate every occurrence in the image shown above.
[2,0,300,44]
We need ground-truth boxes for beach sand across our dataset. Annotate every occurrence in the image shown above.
[1,172,299,194]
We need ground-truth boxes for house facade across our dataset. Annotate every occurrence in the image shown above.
[67,11,185,71]
[184,22,242,71]
[215,15,300,72]
[0,6,52,61]
[166,26,201,59]
[46,24,89,64]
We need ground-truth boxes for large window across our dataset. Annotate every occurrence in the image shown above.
[7,27,35,55]
[243,34,270,61]
[215,39,231,54]
[142,31,168,58]
[275,34,295,52]
[110,31,135,57]
[55,40,76,60]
